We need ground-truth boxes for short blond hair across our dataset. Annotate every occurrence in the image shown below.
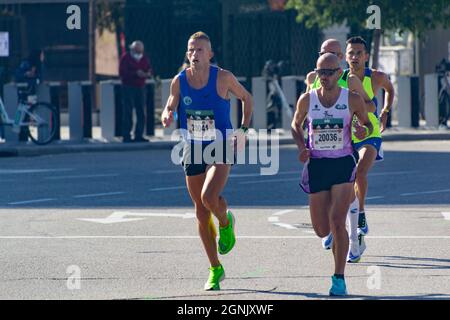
[189,31,211,43]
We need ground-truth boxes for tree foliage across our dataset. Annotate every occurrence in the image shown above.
[285,0,450,37]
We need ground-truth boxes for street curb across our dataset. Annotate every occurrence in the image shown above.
[1,132,449,157]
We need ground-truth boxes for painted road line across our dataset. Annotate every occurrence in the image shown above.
[0,169,73,174]
[8,198,57,205]
[240,178,299,185]
[400,189,450,196]
[368,171,418,177]
[78,211,196,224]
[46,174,119,180]
[149,186,186,192]
[230,171,299,178]
[73,192,126,199]
[0,235,449,240]
[366,196,385,200]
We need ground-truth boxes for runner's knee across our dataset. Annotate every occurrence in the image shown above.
[195,207,211,225]
[330,213,346,231]
[315,225,330,238]
[201,190,219,211]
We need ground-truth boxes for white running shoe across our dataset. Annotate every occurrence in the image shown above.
[358,234,366,256]
[322,233,333,250]
[347,240,361,263]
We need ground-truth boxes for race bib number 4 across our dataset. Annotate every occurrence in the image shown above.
[186,109,216,141]
[312,118,344,150]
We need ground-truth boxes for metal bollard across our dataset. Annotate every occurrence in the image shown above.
[68,81,84,141]
[424,73,439,128]
[251,77,267,130]
[397,76,412,128]
[99,80,117,141]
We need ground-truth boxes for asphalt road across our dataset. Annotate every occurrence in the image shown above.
[0,140,449,300]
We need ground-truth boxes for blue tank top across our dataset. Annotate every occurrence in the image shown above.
[178,65,232,144]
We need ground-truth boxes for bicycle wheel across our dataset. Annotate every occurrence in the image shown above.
[26,102,58,145]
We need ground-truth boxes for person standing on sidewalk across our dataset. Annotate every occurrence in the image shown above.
[119,40,153,142]
[161,32,253,291]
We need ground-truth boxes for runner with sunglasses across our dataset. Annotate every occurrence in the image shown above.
[292,53,373,296]
[304,39,376,262]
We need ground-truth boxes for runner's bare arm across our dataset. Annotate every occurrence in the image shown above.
[373,70,395,114]
[225,71,253,128]
[374,71,395,132]
[348,74,376,113]
[161,76,180,128]
[349,91,373,139]
[291,93,309,152]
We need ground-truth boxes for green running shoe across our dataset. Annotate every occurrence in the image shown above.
[204,265,225,291]
[218,210,236,255]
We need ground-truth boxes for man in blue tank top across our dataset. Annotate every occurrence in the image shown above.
[161,32,253,291]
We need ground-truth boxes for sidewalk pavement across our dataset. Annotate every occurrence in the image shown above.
[1,126,449,157]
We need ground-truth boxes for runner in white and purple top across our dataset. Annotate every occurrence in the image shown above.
[300,87,358,194]
[291,53,373,297]
[307,88,354,159]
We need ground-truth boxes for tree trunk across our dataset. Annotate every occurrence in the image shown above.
[371,29,381,69]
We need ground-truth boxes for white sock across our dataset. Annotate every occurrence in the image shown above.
[348,197,359,243]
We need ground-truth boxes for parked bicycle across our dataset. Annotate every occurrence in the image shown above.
[0,84,58,145]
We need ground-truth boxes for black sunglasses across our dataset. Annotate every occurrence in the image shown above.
[314,68,340,76]
[319,51,338,56]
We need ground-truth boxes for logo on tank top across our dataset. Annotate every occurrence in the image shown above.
[335,104,348,110]
[183,96,193,105]
[312,104,320,111]
[323,111,333,119]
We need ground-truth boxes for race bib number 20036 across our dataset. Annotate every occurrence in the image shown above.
[312,118,344,150]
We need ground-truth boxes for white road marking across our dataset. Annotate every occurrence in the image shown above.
[368,171,418,177]
[239,171,420,185]
[78,211,196,224]
[149,186,185,192]
[400,189,450,196]
[272,223,298,230]
[230,171,299,178]
[46,174,119,180]
[273,209,296,216]
[268,209,299,230]
[73,192,126,199]
[442,212,450,221]
[0,236,449,239]
[366,196,385,200]
[8,198,57,205]
[0,169,73,174]
[240,178,299,185]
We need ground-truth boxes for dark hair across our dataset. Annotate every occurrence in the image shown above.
[346,36,368,52]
